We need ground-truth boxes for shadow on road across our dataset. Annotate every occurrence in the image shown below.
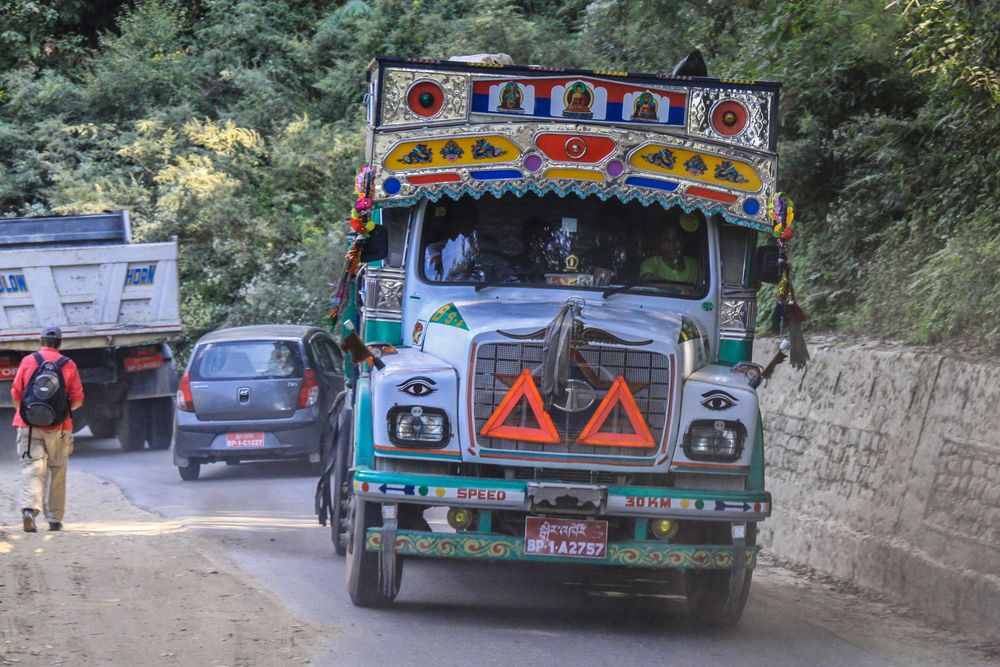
[380,559,753,639]
[71,434,320,481]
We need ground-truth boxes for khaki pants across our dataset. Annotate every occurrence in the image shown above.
[18,427,74,523]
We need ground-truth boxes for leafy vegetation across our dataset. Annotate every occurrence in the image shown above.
[1,0,998,351]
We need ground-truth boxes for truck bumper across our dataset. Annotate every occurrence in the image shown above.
[366,528,758,569]
[353,469,771,522]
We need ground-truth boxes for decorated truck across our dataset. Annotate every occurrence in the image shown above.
[0,211,181,451]
[319,55,797,625]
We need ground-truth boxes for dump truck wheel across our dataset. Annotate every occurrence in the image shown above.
[0,409,16,454]
[147,397,175,450]
[88,418,117,439]
[346,498,401,607]
[117,399,147,451]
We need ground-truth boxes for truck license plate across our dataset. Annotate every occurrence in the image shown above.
[524,517,608,559]
[225,432,265,448]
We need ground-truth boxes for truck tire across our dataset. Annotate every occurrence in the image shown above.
[684,524,756,627]
[346,498,401,607]
[0,408,16,454]
[330,429,350,556]
[88,418,117,439]
[147,397,175,450]
[178,460,201,481]
[117,399,148,451]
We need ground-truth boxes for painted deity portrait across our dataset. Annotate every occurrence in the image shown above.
[563,81,594,118]
[631,91,659,121]
[497,81,524,112]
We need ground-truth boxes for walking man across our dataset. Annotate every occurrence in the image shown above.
[11,325,84,532]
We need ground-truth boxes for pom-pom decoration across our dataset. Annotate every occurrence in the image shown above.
[348,165,376,238]
[768,192,795,240]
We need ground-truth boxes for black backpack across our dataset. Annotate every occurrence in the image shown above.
[20,352,71,427]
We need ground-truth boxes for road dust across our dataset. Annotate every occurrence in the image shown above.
[0,464,320,666]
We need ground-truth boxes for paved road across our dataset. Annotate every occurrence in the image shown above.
[68,435,991,667]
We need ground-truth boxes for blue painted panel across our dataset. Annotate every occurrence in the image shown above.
[624,176,679,192]
[470,169,523,181]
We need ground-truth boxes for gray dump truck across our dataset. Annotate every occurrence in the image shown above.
[0,211,181,451]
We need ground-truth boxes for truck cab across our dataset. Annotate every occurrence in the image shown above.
[327,57,779,625]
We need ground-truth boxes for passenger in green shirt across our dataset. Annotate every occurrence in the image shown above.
[640,223,701,284]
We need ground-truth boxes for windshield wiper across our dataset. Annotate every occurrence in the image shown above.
[474,281,510,292]
[602,280,642,299]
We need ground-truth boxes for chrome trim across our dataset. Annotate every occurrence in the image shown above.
[363,266,406,323]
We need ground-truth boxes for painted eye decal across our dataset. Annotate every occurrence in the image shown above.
[398,377,438,398]
[701,389,737,411]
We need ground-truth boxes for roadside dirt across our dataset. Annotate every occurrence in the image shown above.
[0,466,320,666]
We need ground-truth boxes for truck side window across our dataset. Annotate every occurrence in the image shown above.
[381,207,409,267]
[719,223,754,287]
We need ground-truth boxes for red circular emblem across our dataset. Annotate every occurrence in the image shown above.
[565,137,588,159]
[711,100,748,136]
[407,81,444,118]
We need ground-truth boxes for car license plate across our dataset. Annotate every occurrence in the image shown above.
[524,517,608,559]
[225,432,265,448]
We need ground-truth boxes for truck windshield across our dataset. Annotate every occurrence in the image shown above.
[418,193,708,298]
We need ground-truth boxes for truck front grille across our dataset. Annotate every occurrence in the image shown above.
[472,342,673,459]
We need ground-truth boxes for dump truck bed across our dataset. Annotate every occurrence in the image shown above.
[0,212,181,351]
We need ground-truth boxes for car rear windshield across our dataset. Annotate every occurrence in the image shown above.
[190,340,303,380]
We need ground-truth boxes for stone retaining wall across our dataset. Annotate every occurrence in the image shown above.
[753,337,1000,641]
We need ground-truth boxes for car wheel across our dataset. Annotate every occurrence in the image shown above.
[88,417,117,439]
[346,497,401,607]
[117,399,148,451]
[331,429,350,556]
[178,460,201,481]
[147,397,175,450]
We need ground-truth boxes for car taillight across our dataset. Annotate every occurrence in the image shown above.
[177,372,195,412]
[297,368,319,409]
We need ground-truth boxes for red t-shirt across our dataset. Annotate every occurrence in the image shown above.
[10,347,84,430]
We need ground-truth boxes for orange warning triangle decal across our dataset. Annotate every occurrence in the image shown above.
[480,369,560,443]
[576,376,656,448]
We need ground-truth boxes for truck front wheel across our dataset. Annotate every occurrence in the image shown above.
[346,498,402,607]
[117,399,147,451]
[330,421,351,557]
[684,524,756,627]
[147,397,175,450]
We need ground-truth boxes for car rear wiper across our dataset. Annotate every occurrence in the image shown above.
[602,280,641,299]
[474,280,513,292]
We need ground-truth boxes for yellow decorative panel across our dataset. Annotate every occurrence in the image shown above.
[384,136,520,171]
[629,144,762,192]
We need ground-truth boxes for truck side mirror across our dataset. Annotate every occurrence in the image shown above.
[359,224,388,263]
[753,245,783,284]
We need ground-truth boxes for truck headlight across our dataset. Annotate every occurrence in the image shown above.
[387,406,449,448]
[683,420,746,462]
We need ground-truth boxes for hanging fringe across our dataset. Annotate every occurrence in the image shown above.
[767,195,810,371]
[326,238,364,328]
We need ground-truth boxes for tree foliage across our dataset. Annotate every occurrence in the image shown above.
[1,0,998,351]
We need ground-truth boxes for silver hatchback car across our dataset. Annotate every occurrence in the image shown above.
[173,325,344,480]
